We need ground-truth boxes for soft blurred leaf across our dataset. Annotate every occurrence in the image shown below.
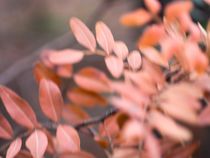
[0,114,13,139]
[6,138,22,158]
[113,41,129,60]
[56,64,73,78]
[59,151,95,158]
[14,150,33,158]
[127,50,142,70]
[144,0,161,14]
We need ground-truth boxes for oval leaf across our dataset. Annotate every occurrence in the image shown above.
[26,130,48,158]
[74,67,110,92]
[127,50,142,70]
[144,0,161,14]
[70,17,96,52]
[56,125,80,153]
[0,114,13,139]
[105,56,124,78]
[113,41,129,60]
[6,138,22,158]
[49,49,84,65]
[95,21,115,55]
[56,64,73,78]
[39,79,64,122]
[67,88,107,107]
[0,86,39,129]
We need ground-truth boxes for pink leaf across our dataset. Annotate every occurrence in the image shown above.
[144,0,161,14]
[70,17,96,52]
[95,21,115,55]
[0,114,13,139]
[56,65,73,78]
[145,133,161,158]
[127,50,142,70]
[105,56,124,78]
[39,79,64,122]
[6,138,22,158]
[26,130,48,158]
[198,105,210,126]
[0,86,39,130]
[56,125,80,153]
[113,41,129,60]
[59,151,95,158]
[49,49,84,65]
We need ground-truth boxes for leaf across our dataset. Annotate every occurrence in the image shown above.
[14,150,33,158]
[0,86,39,130]
[33,61,61,85]
[105,56,124,78]
[145,133,161,158]
[42,129,55,154]
[138,24,165,49]
[113,41,129,60]
[127,50,142,70]
[39,79,64,122]
[49,49,84,65]
[198,105,210,126]
[120,9,151,27]
[74,67,110,93]
[6,138,22,158]
[144,0,161,14]
[56,124,80,153]
[149,111,192,141]
[26,130,48,158]
[70,17,96,52]
[59,151,95,158]
[141,47,168,68]
[0,114,13,139]
[95,21,115,55]
[62,104,89,125]
[40,49,56,68]
[67,88,107,107]
[112,148,139,158]
[56,64,73,78]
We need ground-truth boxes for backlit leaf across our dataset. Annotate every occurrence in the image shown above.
[26,130,48,158]
[56,125,80,153]
[0,114,13,139]
[95,21,115,55]
[144,0,161,14]
[49,49,84,65]
[67,88,107,107]
[70,17,96,51]
[105,56,124,78]
[120,9,151,27]
[39,79,64,122]
[6,138,22,158]
[127,50,142,70]
[74,67,110,93]
[113,41,129,60]
[0,86,39,130]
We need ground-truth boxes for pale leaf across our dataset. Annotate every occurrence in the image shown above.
[6,138,22,158]
[144,0,161,14]
[127,50,141,70]
[113,41,129,60]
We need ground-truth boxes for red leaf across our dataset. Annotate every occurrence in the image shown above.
[74,67,110,93]
[120,9,151,27]
[70,17,96,52]
[105,56,124,78]
[56,125,80,153]
[67,88,107,107]
[144,0,161,14]
[39,79,64,122]
[33,61,61,85]
[0,114,13,139]
[0,86,39,130]
[62,104,89,124]
[59,151,95,158]
[26,130,48,158]
[6,138,22,158]
[49,49,84,65]
[95,21,115,55]
[113,41,129,60]
[56,64,73,78]
[127,50,142,70]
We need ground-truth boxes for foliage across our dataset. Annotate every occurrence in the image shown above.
[0,0,210,158]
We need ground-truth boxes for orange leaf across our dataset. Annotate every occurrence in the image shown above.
[105,56,124,78]
[56,125,80,153]
[6,138,22,158]
[56,64,73,78]
[33,61,61,85]
[0,114,13,139]
[127,50,142,70]
[95,21,115,55]
[120,9,151,27]
[164,0,193,22]
[0,86,39,130]
[26,130,48,158]
[59,151,95,158]
[141,47,168,68]
[74,67,110,93]
[113,41,129,60]
[67,88,107,107]
[138,24,165,49]
[70,17,96,52]
[39,79,64,122]
[144,0,161,14]
[62,104,89,124]
[49,49,84,65]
